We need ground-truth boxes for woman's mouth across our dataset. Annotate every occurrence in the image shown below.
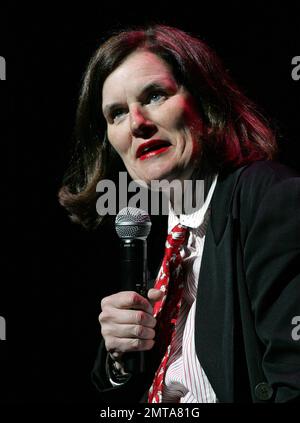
[136,139,172,161]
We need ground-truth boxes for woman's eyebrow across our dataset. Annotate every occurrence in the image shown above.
[103,102,122,118]
[141,80,176,95]
[142,81,165,92]
[103,79,177,117]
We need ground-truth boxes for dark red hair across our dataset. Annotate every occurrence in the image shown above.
[59,24,277,229]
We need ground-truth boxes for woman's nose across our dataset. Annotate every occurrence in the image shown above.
[130,106,157,139]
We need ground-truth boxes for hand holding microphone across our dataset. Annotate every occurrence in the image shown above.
[98,208,163,377]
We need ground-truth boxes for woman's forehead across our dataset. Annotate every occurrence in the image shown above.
[102,51,177,103]
[108,50,173,81]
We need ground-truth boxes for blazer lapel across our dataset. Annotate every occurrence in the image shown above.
[194,166,247,402]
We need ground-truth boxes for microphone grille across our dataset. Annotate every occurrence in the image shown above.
[115,207,151,240]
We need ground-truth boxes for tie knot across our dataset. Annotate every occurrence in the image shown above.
[166,223,188,251]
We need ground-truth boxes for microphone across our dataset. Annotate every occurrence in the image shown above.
[115,207,152,297]
[115,207,152,375]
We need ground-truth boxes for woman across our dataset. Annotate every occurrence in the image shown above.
[59,25,300,403]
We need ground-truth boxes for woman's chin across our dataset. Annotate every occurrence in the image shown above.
[136,169,177,186]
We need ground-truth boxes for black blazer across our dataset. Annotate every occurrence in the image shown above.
[92,161,300,403]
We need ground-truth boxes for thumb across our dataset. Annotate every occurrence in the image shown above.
[147,288,164,308]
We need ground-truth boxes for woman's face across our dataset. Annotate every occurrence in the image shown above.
[102,50,204,187]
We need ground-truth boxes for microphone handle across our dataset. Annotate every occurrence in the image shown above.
[119,239,148,297]
[119,238,148,374]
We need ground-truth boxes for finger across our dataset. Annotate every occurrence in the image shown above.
[99,308,157,328]
[147,288,164,307]
[101,291,153,314]
[105,337,155,354]
[102,323,156,340]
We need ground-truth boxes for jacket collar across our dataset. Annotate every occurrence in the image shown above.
[208,165,248,244]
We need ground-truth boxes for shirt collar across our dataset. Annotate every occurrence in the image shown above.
[168,174,218,231]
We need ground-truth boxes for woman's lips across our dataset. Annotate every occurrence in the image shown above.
[139,146,170,161]
[136,140,171,161]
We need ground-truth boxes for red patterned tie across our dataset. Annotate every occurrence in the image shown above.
[148,223,188,403]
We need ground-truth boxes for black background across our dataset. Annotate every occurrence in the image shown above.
[0,1,300,407]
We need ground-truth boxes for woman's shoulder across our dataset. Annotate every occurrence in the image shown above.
[235,160,300,196]
[209,161,299,243]
[234,160,300,220]
[241,160,299,179]
[214,160,299,207]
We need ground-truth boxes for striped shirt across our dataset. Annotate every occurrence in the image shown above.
[162,174,218,403]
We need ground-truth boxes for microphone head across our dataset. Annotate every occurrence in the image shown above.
[115,207,151,240]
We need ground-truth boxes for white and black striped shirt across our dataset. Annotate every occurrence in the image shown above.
[162,174,218,403]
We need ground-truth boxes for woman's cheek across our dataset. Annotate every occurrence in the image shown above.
[172,95,202,131]
[107,126,127,155]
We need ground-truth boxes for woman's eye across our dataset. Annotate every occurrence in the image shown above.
[111,108,126,122]
[148,91,166,104]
